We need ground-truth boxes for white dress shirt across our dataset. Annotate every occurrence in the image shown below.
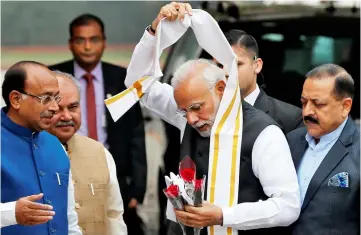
[1,170,82,235]
[74,61,108,148]
[124,29,301,230]
[103,147,128,235]
[297,117,348,204]
[244,84,260,106]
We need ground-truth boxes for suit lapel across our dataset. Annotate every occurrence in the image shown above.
[100,62,112,136]
[301,118,355,211]
[254,89,270,114]
[101,62,113,100]
[294,134,308,169]
[69,61,75,75]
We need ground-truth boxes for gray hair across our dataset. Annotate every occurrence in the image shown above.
[171,59,226,89]
[306,63,354,99]
[52,70,81,95]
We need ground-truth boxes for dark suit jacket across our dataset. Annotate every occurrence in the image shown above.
[49,60,147,204]
[287,118,360,235]
[254,88,303,134]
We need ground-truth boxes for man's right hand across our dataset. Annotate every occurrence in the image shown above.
[15,193,55,226]
[151,2,193,34]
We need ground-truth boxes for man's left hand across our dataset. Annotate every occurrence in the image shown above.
[174,201,223,228]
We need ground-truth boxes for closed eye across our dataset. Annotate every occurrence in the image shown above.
[189,103,203,111]
[315,103,326,108]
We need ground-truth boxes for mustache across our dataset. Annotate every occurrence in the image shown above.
[192,120,214,129]
[304,115,319,124]
[56,120,75,127]
[40,111,55,118]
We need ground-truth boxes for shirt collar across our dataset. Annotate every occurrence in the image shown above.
[305,116,348,147]
[74,61,102,81]
[1,107,39,138]
[244,84,260,106]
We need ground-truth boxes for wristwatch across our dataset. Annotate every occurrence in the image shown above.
[146,25,156,34]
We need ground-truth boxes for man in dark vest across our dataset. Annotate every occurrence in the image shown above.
[126,22,301,231]
[124,2,300,234]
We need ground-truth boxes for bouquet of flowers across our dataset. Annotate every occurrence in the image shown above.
[163,156,206,235]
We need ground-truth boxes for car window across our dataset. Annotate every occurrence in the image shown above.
[262,33,353,75]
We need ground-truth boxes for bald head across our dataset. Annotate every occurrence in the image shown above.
[2,61,56,107]
[2,60,60,131]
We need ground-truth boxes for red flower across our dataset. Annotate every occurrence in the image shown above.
[195,179,203,191]
[179,156,196,182]
[165,184,179,197]
[180,168,195,182]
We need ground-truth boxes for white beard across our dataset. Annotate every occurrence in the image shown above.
[192,93,220,138]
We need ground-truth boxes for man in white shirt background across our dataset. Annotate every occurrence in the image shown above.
[216,29,303,134]
[47,70,127,235]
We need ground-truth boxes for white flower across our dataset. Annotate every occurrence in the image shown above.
[168,172,194,205]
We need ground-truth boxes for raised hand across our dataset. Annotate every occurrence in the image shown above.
[151,2,193,34]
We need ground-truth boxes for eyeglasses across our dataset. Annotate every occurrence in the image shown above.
[176,84,216,118]
[20,91,62,105]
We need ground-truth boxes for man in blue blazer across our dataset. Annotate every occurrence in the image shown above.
[287,63,360,234]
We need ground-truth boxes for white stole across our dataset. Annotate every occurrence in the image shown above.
[105,10,242,235]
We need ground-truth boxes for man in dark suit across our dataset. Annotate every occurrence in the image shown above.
[49,13,147,235]
[287,64,359,234]
[218,29,303,133]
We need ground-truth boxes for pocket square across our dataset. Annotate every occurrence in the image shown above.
[328,172,349,188]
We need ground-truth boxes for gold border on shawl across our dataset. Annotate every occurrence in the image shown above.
[209,86,239,235]
[104,76,149,105]
[226,102,241,235]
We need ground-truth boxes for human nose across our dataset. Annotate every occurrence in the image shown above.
[60,109,72,121]
[303,102,315,117]
[47,99,59,112]
[186,112,199,126]
[84,40,92,51]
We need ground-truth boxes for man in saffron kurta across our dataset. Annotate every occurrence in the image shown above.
[1,61,82,235]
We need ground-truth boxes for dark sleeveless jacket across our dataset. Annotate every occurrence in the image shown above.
[167,102,290,235]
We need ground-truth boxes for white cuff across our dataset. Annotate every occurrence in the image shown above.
[140,29,156,44]
[221,206,234,226]
[1,201,17,227]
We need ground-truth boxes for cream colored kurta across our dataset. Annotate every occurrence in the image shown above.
[67,134,127,235]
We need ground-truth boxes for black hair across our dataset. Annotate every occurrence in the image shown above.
[306,63,354,100]
[69,13,105,38]
[2,61,47,107]
[225,29,259,58]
